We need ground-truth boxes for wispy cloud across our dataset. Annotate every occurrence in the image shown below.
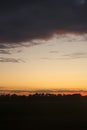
[41,52,87,61]
[63,52,87,59]
[0,50,11,54]
[0,57,24,63]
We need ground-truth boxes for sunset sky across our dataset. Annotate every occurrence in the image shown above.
[0,0,87,93]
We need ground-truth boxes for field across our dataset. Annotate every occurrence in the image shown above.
[0,94,87,130]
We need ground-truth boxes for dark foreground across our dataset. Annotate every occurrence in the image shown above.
[0,93,87,130]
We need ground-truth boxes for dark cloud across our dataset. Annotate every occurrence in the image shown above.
[0,41,44,50]
[75,0,86,6]
[0,0,87,47]
[0,57,23,63]
[0,43,22,49]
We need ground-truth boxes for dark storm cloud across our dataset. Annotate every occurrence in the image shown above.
[0,0,87,46]
[0,57,23,63]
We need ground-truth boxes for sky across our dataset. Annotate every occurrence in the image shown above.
[0,0,87,94]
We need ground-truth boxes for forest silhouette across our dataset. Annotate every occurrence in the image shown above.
[0,93,87,130]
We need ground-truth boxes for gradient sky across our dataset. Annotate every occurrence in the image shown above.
[0,0,87,92]
[1,34,87,91]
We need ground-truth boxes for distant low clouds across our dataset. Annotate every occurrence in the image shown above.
[0,0,87,47]
[0,57,24,63]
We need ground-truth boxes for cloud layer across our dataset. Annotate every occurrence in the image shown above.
[0,0,87,46]
[41,52,87,60]
[0,50,11,54]
[0,57,23,63]
[63,52,87,59]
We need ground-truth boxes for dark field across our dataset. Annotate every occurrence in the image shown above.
[0,93,87,130]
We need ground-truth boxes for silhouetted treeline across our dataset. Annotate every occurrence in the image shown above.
[0,93,84,102]
[1,93,87,130]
